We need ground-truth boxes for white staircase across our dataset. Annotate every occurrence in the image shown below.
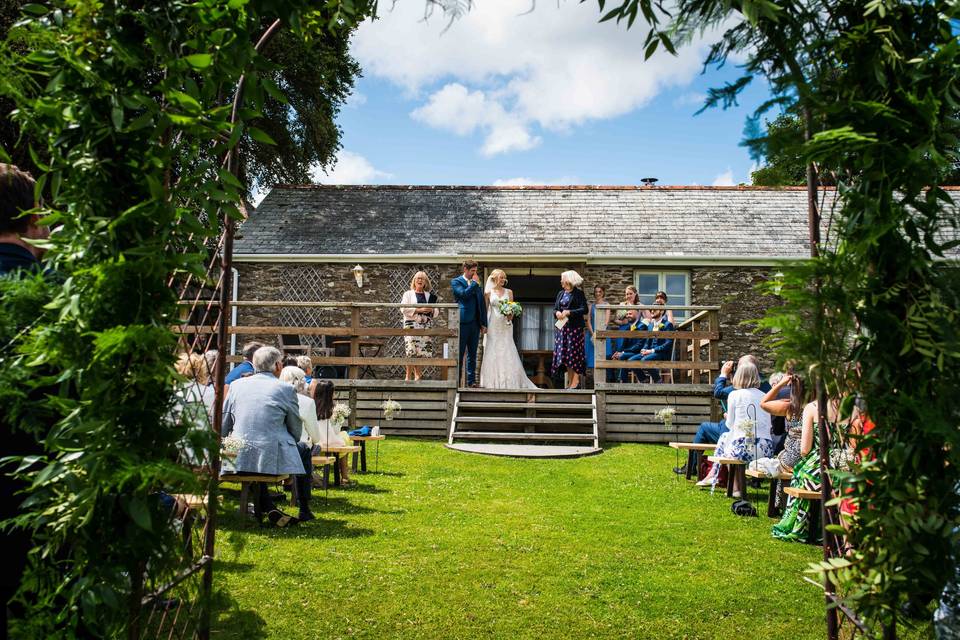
[446,389,601,458]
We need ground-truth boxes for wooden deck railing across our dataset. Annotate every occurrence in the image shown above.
[174,301,461,382]
[592,304,721,387]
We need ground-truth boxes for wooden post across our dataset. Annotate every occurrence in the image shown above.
[349,305,360,380]
[447,308,460,384]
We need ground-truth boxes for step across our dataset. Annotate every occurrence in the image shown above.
[457,402,592,411]
[446,443,602,459]
[454,416,595,425]
[453,431,597,441]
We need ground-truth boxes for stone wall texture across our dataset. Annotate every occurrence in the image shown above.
[234,262,778,375]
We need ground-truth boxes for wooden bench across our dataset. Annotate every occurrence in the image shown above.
[315,446,361,487]
[219,474,289,521]
[287,456,336,505]
[783,486,823,544]
[745,468,791,517]
[349,435,385,473]
[708,456,746,498]
[668,442,715,480]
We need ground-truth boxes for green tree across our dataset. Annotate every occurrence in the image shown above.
[0,0,365,196]
[0,0,371,636]
[595,0,960,634]
[748,113,805,186]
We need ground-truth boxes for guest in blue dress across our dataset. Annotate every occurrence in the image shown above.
[584,285,607,371]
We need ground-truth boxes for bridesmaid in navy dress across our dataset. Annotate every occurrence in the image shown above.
[552,270,589,389]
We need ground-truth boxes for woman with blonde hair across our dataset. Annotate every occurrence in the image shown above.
[696,361,774,497]
[400,271,439,381]
[552,270,588,389]
[480,269,537,389]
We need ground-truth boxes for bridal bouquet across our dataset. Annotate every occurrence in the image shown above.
[498,300,523,325]
[331,402,351,427]
[381,398,402,420]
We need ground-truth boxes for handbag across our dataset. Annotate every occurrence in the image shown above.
[731,499,757,517]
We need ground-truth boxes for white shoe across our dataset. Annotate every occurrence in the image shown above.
[695,478,712,487]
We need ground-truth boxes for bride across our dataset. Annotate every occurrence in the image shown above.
[480,269,537,389]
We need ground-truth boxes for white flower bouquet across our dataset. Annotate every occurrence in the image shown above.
[331,402,351,427]
[498,300,523,325]
[220,435,247,458]
[735,417,757,440]
[654,406,676,429]
[382,398,402,421]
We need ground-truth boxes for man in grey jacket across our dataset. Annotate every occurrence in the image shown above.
[222,346,312,523]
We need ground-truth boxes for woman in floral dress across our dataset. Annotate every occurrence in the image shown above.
[696,361,774,497]
[400,271,439,381]
[552,270,588,389]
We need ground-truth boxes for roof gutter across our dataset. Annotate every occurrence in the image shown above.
[232,253,796,267]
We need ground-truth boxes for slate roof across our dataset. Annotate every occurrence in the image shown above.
[234,185,960,260]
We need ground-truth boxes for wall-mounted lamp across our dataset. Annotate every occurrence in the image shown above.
[352,264,365,288]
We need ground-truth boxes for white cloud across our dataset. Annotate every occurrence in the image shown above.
[410,83,540,155]
[310,150,393,184]
[346,91,367,108]
[672,91,707,108]
[492,176,581,186]
[353,0,729,155]
[712,168,735,186]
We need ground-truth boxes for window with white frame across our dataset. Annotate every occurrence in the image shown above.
[634,270,691,323]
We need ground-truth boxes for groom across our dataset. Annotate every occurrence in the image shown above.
[451,259,487,387]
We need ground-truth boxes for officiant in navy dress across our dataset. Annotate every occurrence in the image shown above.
[451,259,487,387]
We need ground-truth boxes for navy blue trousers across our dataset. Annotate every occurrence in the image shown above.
[459,320,481,386]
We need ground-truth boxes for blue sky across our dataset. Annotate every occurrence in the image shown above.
[307,1,773,189]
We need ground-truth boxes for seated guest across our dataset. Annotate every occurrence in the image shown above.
[174,352,215,421]
[309,380,353,485]
[630,293,674,383]
[674,354,772,475]
[278,366,319,520]
[173,353,215,467]
[771,395,839,543]
[610,315,647,382]
[283,354,299,368]
[224,341,262,385]
[203,350,219,387]
[696,361,774,498]
[606,285,640,381]
[761,372,809,476]
[296,355,314,384]
[221,346,307,526]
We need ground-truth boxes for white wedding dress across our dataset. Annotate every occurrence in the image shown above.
[480,289,537,389]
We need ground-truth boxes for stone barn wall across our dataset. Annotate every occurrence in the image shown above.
[233,262,780,376]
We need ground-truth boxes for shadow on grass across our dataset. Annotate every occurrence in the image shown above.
[216,560,256,574]
[212,588,268,639]
[314,495,404,516]
[358,470,406,478]
[217,510,375,540]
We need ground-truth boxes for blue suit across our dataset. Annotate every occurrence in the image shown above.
[451,275,488,386]
[621,318,674,383]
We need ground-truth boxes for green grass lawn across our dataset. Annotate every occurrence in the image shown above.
[213,440,830,639]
